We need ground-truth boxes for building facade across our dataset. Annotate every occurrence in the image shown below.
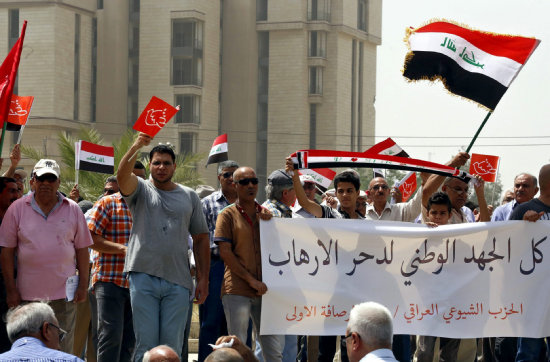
[0,0,381,198]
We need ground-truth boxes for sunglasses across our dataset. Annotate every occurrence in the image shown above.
[371,185,389,191]
[48,322,67,342]
[221,171,234,179]
[35,174,58,183]
[236,178,259,186]
[104,189,116,195]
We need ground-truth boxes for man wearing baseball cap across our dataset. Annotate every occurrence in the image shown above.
[0,159,92,353]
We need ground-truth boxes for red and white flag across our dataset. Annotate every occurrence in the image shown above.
[403,21,540,110]
[7,94,33,131]
[133,96,180,137]
[396,171,417,202]
[75,140,115,175]
[366,138,410,158]
[0,21,27,131]
[298,168,336,192]
[469,153,500,182]
[206,134,228,166]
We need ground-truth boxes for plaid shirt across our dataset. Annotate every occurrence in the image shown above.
[262,199,293,219]
[86,193,132,289]
[201,190,231,249]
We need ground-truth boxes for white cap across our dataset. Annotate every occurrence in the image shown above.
[14,169,27,180]
[299,174,316,185]
[33,159,60,178]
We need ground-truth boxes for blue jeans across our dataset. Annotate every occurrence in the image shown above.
[255,335,297,362]
[516,337,548,362]
[222,294,284,362]
[95,281,135,362]
[198,258,228,361]
[129,272,190,362]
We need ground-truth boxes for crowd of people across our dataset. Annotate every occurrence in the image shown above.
[0,132,548,362]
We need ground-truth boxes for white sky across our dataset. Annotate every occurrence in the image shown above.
[375,0,550,196]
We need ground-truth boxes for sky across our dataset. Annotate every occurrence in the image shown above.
[375,0,550,197]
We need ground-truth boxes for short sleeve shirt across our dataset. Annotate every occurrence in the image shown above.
[214,203,263,298]
[123,178,208,289]
[509,198,550,220]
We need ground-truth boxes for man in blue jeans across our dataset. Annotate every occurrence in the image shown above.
[117,133,210,362]
[199,160,239,361]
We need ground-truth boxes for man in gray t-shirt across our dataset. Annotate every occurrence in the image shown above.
[117,133,210,362]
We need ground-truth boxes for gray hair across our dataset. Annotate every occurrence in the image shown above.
[217,160,239,175]
[265,183,293,201]
[514,173,537,188]
[347,301,393,349]
[105,176,118,184]
[6,302,57,343]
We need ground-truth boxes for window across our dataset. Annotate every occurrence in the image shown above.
[175,95,200,124]
[8,9,19,96]
[91,18,97,122]
[74,14,81,121]
[308,0,330,21]
[309,67,323,95]
[127,0,140,126]
[256,0,268,21]
[97,0,103,9]
[309,104,317,148]
[308,31,326,57]
[171,19,203,86]
[358,0,368,31]
[179,132,196,155]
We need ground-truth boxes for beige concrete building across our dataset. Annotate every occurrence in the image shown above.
[0,0,381,199]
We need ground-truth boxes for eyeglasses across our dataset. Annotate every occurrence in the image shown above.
[303,183,316,190]
[103,189,116,195]
[344,332,356,340]
[236,178,259,186]
[35,174,57,183]
[371,185,389,191]
[221,171,234,179]
[449,187,470,195]
[48,322,67,342]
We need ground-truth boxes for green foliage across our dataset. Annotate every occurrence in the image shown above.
[21,127,206,200]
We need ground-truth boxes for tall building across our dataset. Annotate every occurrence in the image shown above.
[0,0,381,198]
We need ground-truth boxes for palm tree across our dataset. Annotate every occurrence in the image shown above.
[22,127,205,200]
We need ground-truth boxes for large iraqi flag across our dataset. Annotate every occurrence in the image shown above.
[403,20,540,110]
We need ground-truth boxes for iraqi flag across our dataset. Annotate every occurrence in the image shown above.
[396,171,417,202]
[206,134,228,166]
[298,168,336,192]
[75,140,115,174]
[367,138,409,178]
[7,95,33,131]
[403,20,540,110]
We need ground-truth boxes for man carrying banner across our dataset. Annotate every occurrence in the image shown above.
[117,133,210,362]
[214,166,284,362]
[508,164,550,361]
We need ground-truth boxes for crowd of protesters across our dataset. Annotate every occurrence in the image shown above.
[0,133,547,362]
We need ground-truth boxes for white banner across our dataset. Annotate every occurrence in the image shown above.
[260,218,550,338]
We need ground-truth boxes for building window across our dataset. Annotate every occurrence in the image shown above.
[309,66,323,95]
[175,95,200,124]
[309,104,317,149]
[308,0,330,21]
[97,0,103,9]
[8,9,19,96]
[91,18,97,122]
[171,19,203,86]
[74,13,81,121]
[127,0,140,126]
[358,0,368,31]
[179,132,196,155]
[256,0,268,21]
[308,31,326,58]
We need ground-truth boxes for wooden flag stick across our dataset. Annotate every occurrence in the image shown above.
[0,121,8,159]
[466,111,492,153]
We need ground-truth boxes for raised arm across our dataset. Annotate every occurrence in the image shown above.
[285,157,323,218]
[117,133,152,196]
[473,175,490,222]
[422,152,470,207]
[2,144,21,178]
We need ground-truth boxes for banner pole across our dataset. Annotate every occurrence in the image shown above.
[466,111,492,153]
[0,121,8,159]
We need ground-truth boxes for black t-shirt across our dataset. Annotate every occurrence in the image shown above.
[509,198,550,221]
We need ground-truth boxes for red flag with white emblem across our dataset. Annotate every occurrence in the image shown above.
[396,171,417,202]
[132,96,180,137]
[469,153,499,182]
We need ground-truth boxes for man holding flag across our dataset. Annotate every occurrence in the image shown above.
[117,132,210,362]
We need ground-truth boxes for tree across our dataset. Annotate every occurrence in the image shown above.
[22,127,205,200]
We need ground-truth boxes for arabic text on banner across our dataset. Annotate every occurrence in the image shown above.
[259,219,550,338]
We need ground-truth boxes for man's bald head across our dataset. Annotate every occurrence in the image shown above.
[142,345,180,362]
[233,167,256,182]
[539,165,550,193]
[205,348,244,362]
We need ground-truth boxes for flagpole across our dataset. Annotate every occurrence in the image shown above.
[0,121,8,158]
[16,125,24,145]
[466,111,492,153]
[75,169,79,186]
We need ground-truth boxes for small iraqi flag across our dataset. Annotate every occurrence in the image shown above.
[7,95,33,131]
[396,171,417,202]
[133,96,180,137]
[75,140,115,175]
[403,20,540,110]
[298,168,336,192]
[469,153,499,182]
[206,134,228,166]
[367,138,409,178]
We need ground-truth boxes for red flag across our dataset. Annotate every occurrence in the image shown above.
[8,95,33,127]
[0,21,27,130]
[469,153,500,182]
[132,96,180,137]
[396,171,417,202]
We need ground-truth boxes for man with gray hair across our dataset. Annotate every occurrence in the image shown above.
[345,302,397,362]
[0,302,83,361]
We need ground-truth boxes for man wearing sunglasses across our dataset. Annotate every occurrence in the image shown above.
[0,159,93,354]
[198,160,239,361]
[214,167,284,361]
[0,302,83,361]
